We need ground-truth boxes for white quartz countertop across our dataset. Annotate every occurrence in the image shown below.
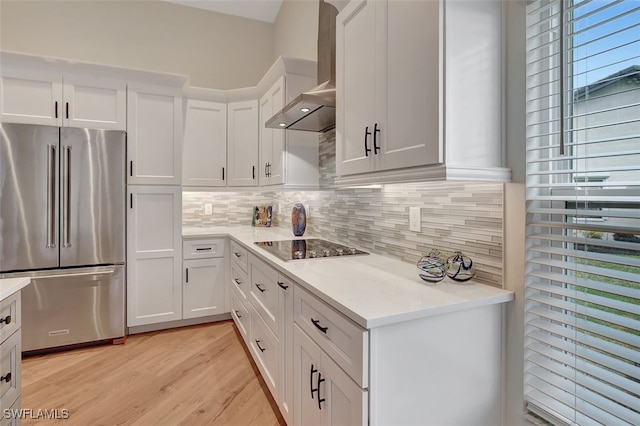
[184,226,514,329]
[0,277,31,300]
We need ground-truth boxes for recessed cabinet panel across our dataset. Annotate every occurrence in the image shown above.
[183,258,225,319]
[336,0,377,176]
[128,84,183,185]
[381,0,440,170]
[127,186,182,327]
[0,330,20,411]
[62,75,126,130]
[183,100,227,187]
[0,69,62,126]
[133,257,179,319]
[227,100,258,187]
[134,193,177,252]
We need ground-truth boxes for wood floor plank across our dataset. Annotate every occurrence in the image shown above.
[21,320,285,426]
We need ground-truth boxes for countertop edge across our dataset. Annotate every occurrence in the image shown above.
[0,277,31,301]
[183,227,515,329]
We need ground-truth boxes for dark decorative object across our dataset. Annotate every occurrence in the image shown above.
[416,250,446,282]
[446,251,475,281]
[292,203,306,236]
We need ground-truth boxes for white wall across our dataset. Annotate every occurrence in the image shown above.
[273,0,318,61]
[0,0,275,89]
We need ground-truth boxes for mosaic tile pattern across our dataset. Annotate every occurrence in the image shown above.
[183,131,505,287]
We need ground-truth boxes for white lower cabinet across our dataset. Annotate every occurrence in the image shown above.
[127,186,182,327]
[293,325,367,426]
[0,291,22,423]
[230,244,504,426]
[183,258,225,319]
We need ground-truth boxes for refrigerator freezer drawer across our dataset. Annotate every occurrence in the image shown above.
[21,265,125,352]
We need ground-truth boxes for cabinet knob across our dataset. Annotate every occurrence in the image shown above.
[1,372,11,383]
[0,315,11,325]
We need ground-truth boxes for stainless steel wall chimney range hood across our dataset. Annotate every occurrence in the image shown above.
[265,0,338,133]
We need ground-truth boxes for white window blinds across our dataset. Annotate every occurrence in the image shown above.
[525,0,640,425]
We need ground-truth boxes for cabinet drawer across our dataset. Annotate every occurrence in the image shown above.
[0,293,20,346]
[183,238,225,260]
[230,262,249,300]
[0,330,21,411]
[231,289,250,343]
[230,240,248,272]
[249,256,281,338]
[249,307,279,399]
[294,285,368,388]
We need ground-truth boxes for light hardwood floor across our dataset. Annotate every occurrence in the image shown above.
[21,321,285,426]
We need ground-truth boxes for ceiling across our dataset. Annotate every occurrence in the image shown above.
[162,0,284,23]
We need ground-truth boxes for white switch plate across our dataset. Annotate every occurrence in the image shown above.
[204,203,213,215]
[409,207,421,232]
[306,204,311,218]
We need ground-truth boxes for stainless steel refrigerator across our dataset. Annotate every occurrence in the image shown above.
[0,123,126,352]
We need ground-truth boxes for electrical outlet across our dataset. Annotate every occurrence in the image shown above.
[204,203,213,215]
[409,207,421,232]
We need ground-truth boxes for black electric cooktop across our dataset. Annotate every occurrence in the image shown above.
[254,239,369,261]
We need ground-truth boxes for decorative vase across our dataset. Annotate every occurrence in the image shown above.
[445,251,475,281]
[291,203,306,236]
[416,250,446,282]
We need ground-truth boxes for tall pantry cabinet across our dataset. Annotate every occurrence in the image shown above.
[127,82,186,328]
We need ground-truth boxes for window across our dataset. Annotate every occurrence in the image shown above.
[525,0,640,425]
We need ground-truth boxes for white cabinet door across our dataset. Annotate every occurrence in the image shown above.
[227,100,258,187]
[127,186,182,326]
[294,325,367,426]
[377,0,440,171]
[336,0,377,176]
[183,258,225,319]
[1,68,62,126]
[183,99,227,187]
[336,0,442,177]
[62,74,126,130]
[259,77,286,186]
[127,83,183,185]
[1,69,126,130]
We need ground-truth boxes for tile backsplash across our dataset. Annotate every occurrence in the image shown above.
[183,131,504,287]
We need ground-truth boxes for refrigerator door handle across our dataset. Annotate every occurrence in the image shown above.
[30,269,117,280]
[46,144,57,249]
[62,145,72,248]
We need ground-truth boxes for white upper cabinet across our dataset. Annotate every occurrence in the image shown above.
[1,68,126,130]
[258,60,319,189]
[227,100,259,187]
[336,0,510,184]
[183,99,227,187]
[259,77,286,186]
[127,82,183,185]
